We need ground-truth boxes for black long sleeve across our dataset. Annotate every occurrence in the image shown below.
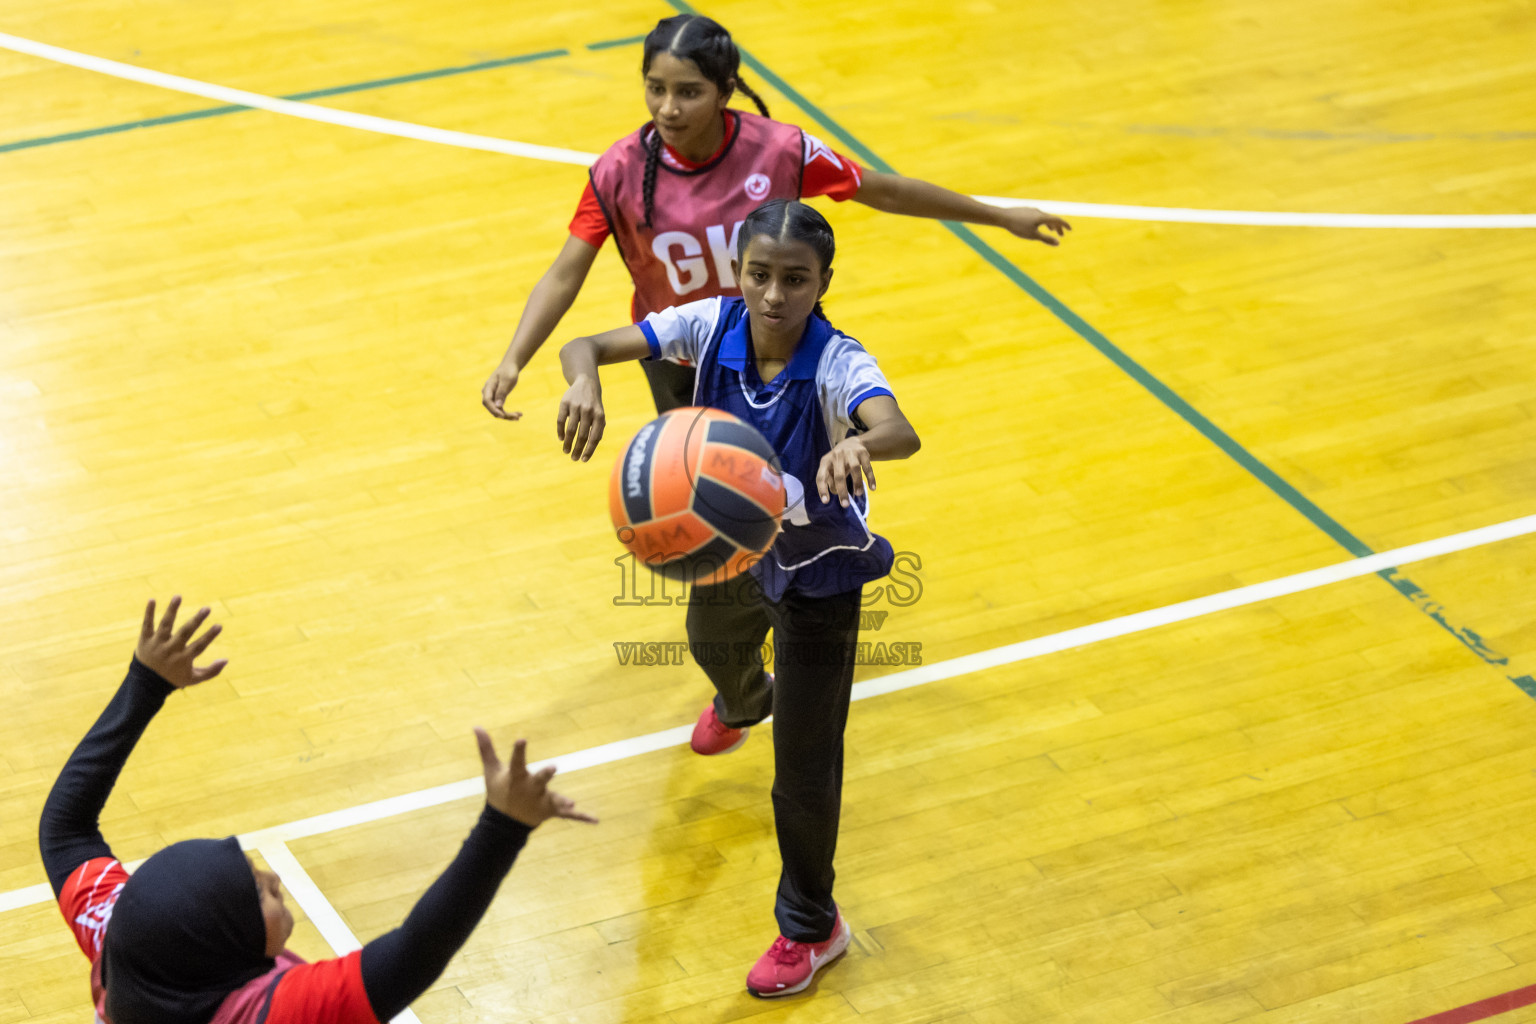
[38,657,174,897]
[359,806,532,1020]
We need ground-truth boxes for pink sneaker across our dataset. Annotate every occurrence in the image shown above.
[690,704,748,755]
[746,912,850,998]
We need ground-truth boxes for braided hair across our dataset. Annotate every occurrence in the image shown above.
[736,199,836,320]
[639,15,771,229]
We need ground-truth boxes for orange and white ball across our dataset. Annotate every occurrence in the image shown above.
[609,407,786,584]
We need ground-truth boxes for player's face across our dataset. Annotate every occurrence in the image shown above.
[644,53,730,159]
[734,235,832,345]
[249,857,294,957]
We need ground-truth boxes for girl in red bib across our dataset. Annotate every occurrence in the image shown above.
[41,597,596,1024]
[482,13,1069,417]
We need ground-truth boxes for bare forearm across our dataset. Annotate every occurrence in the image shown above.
[856,171,1004,226]
[501,269,587,371]
[856,417,921,460]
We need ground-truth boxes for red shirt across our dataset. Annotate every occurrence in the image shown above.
[569,115,864,247]
[59,857,378,1024]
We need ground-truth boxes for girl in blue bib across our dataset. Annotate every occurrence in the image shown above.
[556,199,920,998]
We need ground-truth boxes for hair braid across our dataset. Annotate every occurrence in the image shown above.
[640,127,663,229]
[733,77,770,117]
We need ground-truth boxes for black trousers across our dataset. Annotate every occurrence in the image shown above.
[687,571,862,942]
[640,358,696,413]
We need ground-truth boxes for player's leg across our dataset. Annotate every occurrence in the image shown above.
[746,586,859,995]
[764,587,859,938]
[686,571,773,750]
[639,359,697,413]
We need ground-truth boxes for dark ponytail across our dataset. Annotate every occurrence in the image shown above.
[737,199,836,319]
[639,15,769,228]
[640,129,663,229]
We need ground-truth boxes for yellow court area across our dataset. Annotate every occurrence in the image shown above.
[2,0,1536,1022]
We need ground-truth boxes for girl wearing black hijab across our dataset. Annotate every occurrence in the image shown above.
[40,596,596,1024]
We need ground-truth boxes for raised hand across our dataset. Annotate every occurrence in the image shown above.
[135,596,228,689]
[999,206,1071,246]
[475,729,598,828]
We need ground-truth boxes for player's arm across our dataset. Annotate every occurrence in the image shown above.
[482,235,602,421]
[39,598,226,896]
[562,324,655,376]
[817,396,920,507]
[852,170,1070,246]
[351,734,594,1022]
[556,325,651,463]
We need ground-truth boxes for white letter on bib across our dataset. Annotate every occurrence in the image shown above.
[652,231,708,296]
[705,222,743,289]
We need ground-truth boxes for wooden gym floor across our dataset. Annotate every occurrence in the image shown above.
[1,1,1535,1022]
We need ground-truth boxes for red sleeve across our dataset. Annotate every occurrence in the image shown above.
[266,950,379,1024]
[57,856,128,963]
[799,131,864,202]
[569,180,612,247]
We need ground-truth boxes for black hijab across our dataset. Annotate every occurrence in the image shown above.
[101,837,275,1024]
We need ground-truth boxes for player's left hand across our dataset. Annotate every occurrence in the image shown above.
[475,731,598,828]
[816,438,874,509]
[999,206,1071,246]
[135,596,228,689]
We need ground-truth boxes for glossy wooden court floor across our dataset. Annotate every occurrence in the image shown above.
[2,1,1535,1021]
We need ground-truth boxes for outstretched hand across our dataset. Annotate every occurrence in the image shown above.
[475,729,598,828]
[999,206,1071,246]
[136,596,228,689]
[816,437,875,508]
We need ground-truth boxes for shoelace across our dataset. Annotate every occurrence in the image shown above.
[767,936,805,965]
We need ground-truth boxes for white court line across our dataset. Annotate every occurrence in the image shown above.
[256,841,422,1024]
[0,857,147,915]
[0,882,52,913]
[4,510,1534,916]
[976,195,1536,229]
[0,31,596,166]
[2,31,1534,229]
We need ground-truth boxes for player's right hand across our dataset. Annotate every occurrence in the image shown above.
[556,378,605,462]
[482,363,523,420]
[474,730,597,828]
[136,596,228,689]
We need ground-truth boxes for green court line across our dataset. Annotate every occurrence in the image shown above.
[660,0,1533,692]
[0,105,244,153]
[285,48,570,101]
[0,43,580,154]
[587,35,648,50]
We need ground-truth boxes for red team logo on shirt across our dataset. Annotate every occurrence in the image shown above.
[744,173,771,200]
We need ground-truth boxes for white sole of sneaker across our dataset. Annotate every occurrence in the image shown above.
[747,920,851,998]
[694,726,749,756]
[719,727,749,754]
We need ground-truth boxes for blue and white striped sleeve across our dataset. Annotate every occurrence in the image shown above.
[818,334,895,437]
[638,297,722,365]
